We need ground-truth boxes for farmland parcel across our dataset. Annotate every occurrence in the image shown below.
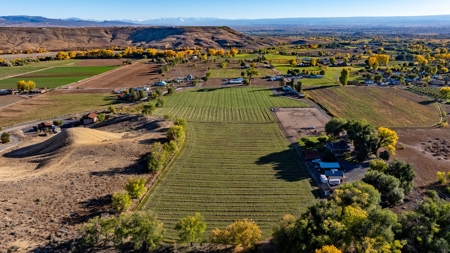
[307,87,440,127]
[141,88,316,238]
[0,66,117,89]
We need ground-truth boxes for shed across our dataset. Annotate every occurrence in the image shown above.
[303,150,321,160]
[319,183,332,197]
[37,121,53,130]
[83,112,98,125]
[319,162,340,170]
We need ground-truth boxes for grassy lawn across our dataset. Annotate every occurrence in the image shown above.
[155,87,309,122]
[0,60,80,79]
[307,87,440,127]
[142,88,315,238]
[265,54,300,60]
[0,66,117,89]
[209,68,275,78]
[0,93,116,127]
[233,53,258,59]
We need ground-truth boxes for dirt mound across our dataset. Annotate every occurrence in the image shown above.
[6,128,124,157]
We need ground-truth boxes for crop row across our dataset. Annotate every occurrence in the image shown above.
[407,86,444,99]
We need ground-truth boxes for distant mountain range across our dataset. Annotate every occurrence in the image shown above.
[3,15,450,27]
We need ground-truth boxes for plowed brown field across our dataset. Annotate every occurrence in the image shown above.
[72,63,161,89]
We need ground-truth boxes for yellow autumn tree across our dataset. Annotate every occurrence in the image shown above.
[230,48,239,57]
[210,219,261,248]
[289,59,298,67]
[439,87,450,99]
[56,51,69,60]
[16,80,27,92]
[26,80,36,91]
[375,127,399,155]
[415,55,428,66]
[315,245,342,253]
[375,54,390,66]
[368,56,377,69]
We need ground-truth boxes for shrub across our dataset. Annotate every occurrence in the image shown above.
[156,98,165,108]
[111,191,132,213]
[1,132,10,143]
[148,142,167,172]
[167,86,175,96]
[175,212,207,245]
[97,113,106,122]
[317,136,328,143]
[163,114,173,121]
[167,125,185,143]
[174,118,187,128]
[52,120,63,127]
[124,177,147,199]
[437,171,446,184]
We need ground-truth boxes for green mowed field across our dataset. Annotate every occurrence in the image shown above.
[209,68,275,78]
[0,60,80,79]
[142,87,315,238]
[155,87,309,122]
[0,66,117,89]
[307,87,440,127]
[142,122,316,238]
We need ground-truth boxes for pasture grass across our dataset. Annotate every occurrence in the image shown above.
[0,66,117,89]
[0,93,116,127]
[0,60,80,79]
[307,87,440,127]
[142,87,316,238]
[142,122,316,238]
[155,87,309,122]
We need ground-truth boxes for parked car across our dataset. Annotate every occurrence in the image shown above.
[328,178,341,186]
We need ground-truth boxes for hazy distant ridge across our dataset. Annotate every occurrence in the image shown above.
[2,15,450,27]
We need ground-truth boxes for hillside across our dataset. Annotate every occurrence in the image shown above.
[0,26,274,51]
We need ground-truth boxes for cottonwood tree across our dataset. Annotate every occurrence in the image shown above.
[440,87,450,99]
[315,245,342,253]
[211,219,262,248]
[339,68,350,86]
[363,170,404,205]
[175,212,207,245]
[346,120,377,162]
[246,68,260,85]
[272,181,402,253]
[324,118,348,140]
[375,127,399,156]
[398,194,450,253]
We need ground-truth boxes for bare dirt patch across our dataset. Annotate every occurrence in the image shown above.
[73,63,162,89]
[0,115,170,251]
[395,128,450,189]
[275,108,329,142]
[0,95,26,108]
[76,59,124,67]
[164,63,208,79]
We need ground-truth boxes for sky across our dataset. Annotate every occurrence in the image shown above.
[2,0,450,20]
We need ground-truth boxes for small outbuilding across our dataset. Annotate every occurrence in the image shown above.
[82,112,98,125]
[319,183,332,197]
[319,162,341,170]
